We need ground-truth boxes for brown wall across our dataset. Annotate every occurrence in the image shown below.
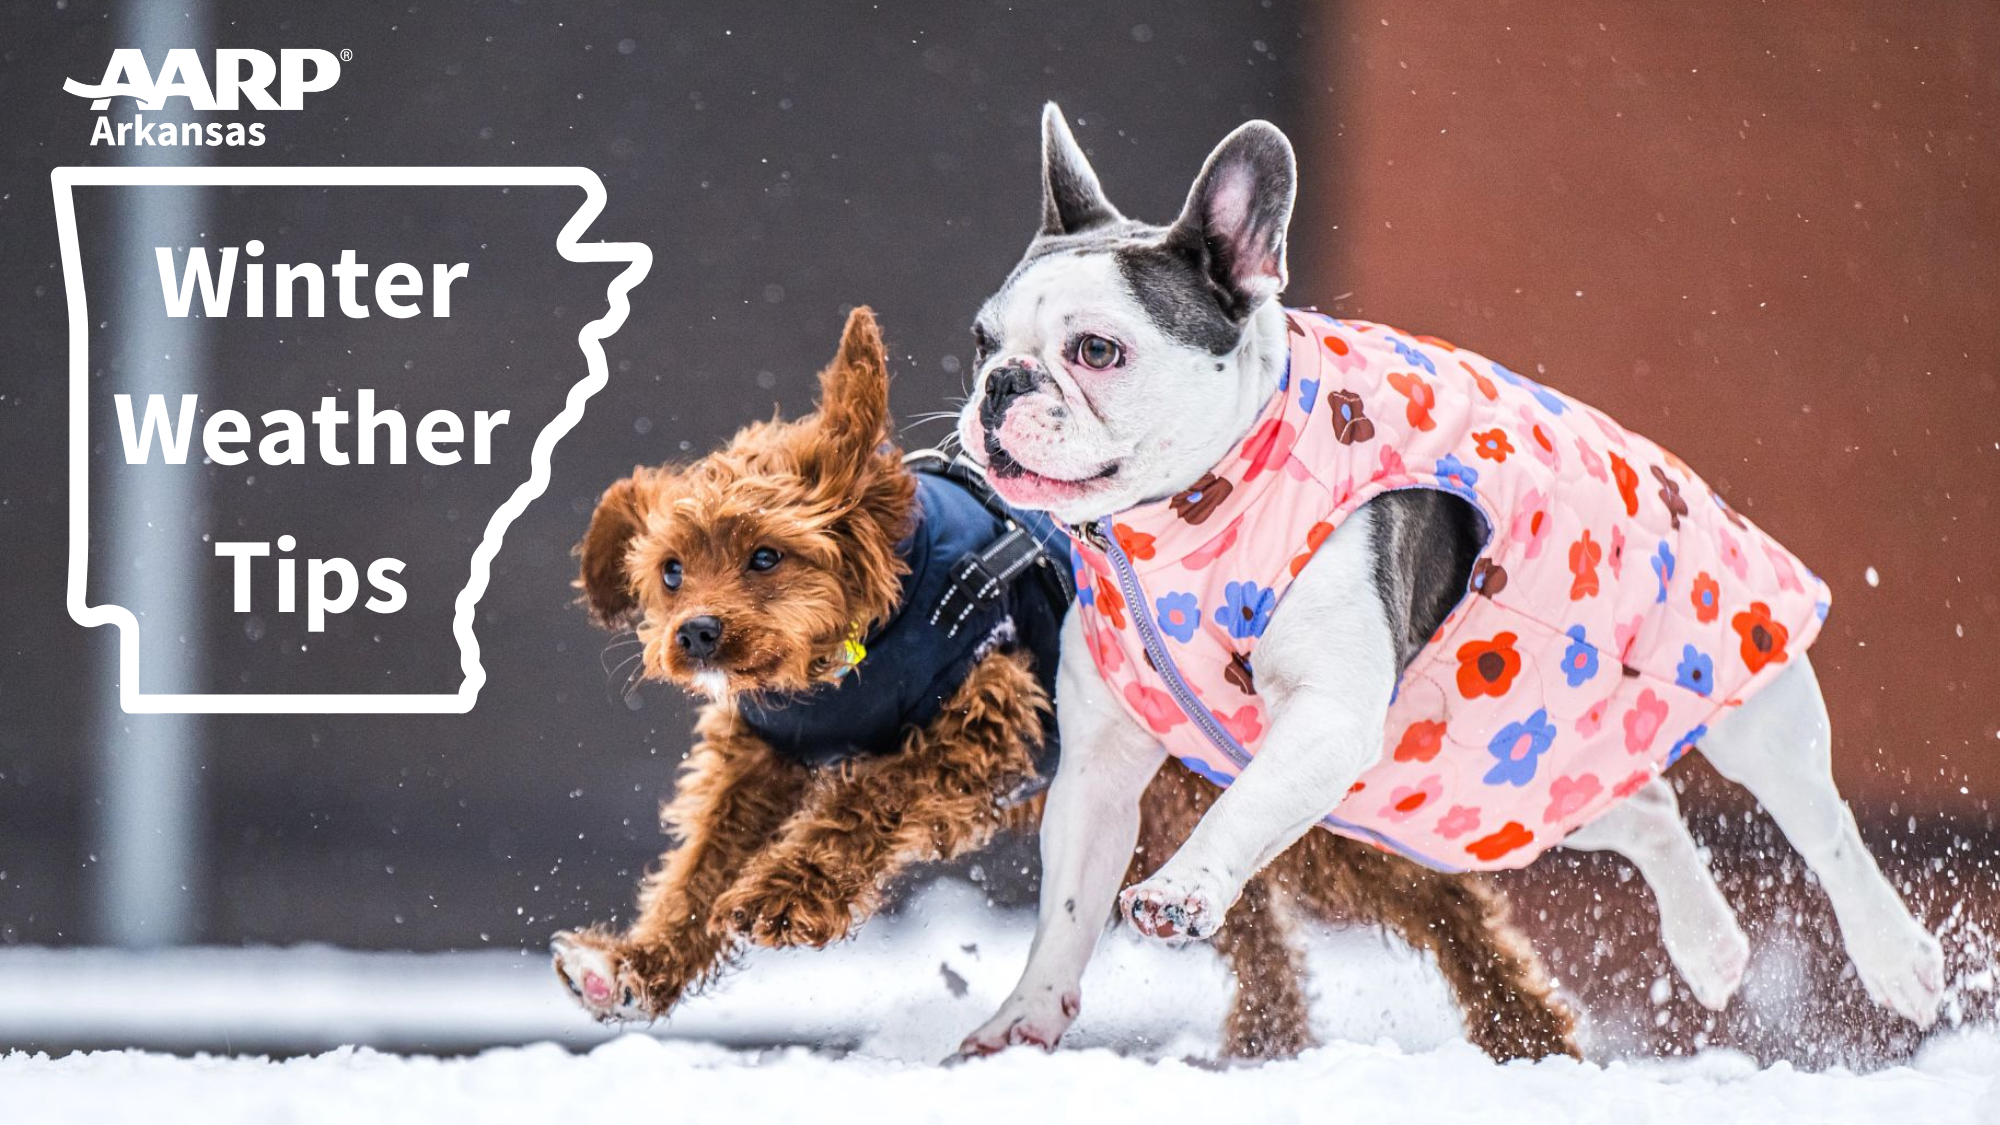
[1301,0,2000,813]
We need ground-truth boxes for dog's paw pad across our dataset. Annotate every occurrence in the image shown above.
[550,932,651,1023]
[1120,879,1220,944]
[953,991,1079,1060]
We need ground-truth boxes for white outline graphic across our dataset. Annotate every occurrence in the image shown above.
[53,166,653,713]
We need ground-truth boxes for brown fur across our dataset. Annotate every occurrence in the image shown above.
[555,307,1578,1062]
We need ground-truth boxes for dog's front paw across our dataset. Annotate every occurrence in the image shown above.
[709,871,856,950]
[550,930,655,1023]
[953,989,1081,1060]
[1119,872,1227,944]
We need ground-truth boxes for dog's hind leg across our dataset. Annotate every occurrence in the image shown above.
[1281,833,1579,1061]
[552,710,808,1021]
[1692,654,1944,1026]
[1209,873,1318,1059]
[710,648,1047,950]
[1564,777,1751,1011]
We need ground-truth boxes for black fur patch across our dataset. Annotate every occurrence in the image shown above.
[1115,241,1244,355]
[1363,490,1486,671]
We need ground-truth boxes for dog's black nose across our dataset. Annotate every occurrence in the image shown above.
[980,363,1039,423]
[675,615,724,660]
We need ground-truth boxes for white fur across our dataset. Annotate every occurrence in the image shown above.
[955,116,1946,1057]
[954,260,1287,525]
[1119,504,1400,942]
[1565,778,1752,1010]
[956,608,1164,1055]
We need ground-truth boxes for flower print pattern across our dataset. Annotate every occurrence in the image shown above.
[1154,591,1200,643]
[1560,626,1600,688]
[1764,542,1805,594]
[1576,697,1612,738]
[1460,359,1500,401]
[1434,454,1480,502]
[1732,601,1791,673]
[1610,452,1641,517]
[1544,773,1603,824]
[1713,491,1749,530]
[1690,572,1721,624]
[1289,521,1334,578]
[1212,704,1264,746]
[1391,336,1437,375]
[1436,805,1481,840]
[1321,331,1364,373]
[1224,651,1256,694]
[1388,370,1438,431]
[1082,614,1124,675]
[1094,574,1127,629]
[1652,465,1689,530]
[1183,517,1242,571]
[1123,681,1187,735]
[1518,406,1561,470]
[1381,775,1444,822]
[1612,770,1653,799]
[1466,821,1535,863]
[1576,438,1607,482]
[1296,372,1321,414]
[1472,427,1514,462]
[1623,689,1669,754]
[1327,389,1376,444]
[1512,488,1554,560]
[1484,709,1556,787]
[1215,581,1277,639]
[1470,558,1509,599]
[1651,540,1676,604]
[1569,530,1602,600]
[1394,719,1448,763]
[1456,632,1523,699]
[1113,523,1156,562]
[1719,527,1750,581]
[1667,724,1707,766]
[1065,311,1825,872]
[1238,417,1297,483]
[1674,644,1715,697]
[1170,473,1234,525]
[1613,614,1644,663]
[1375,445,1407,483]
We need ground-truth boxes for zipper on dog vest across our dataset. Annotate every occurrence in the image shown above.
[1096,516,1459,873]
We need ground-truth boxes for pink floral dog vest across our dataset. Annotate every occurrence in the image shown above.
[1069,311,1828,872]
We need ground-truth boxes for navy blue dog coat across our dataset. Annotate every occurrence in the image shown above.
[738,452,1072,790]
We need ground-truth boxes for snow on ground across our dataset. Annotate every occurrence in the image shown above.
[2,881,1996,1124]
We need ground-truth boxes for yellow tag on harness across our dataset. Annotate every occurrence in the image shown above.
[839,626,867,673]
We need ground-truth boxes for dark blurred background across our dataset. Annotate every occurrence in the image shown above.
[0,0,1994,1064]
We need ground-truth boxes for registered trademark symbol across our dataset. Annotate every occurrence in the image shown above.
[339,48,353,62]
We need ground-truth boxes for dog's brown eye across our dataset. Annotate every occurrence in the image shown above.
[747,547,782,573]
[662,559,684,591]
[1075,334,1122,371]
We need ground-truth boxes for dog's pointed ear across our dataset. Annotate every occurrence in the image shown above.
[575,472,648,629]
[1040,102,1122,236]
[1166,119,1297,321]
[812,306,893,471]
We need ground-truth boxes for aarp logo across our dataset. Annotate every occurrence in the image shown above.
[66,48,343,111]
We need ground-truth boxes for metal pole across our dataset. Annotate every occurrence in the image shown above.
[88,1,211,948]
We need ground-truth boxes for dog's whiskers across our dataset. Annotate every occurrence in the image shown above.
[604,649,646,690]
